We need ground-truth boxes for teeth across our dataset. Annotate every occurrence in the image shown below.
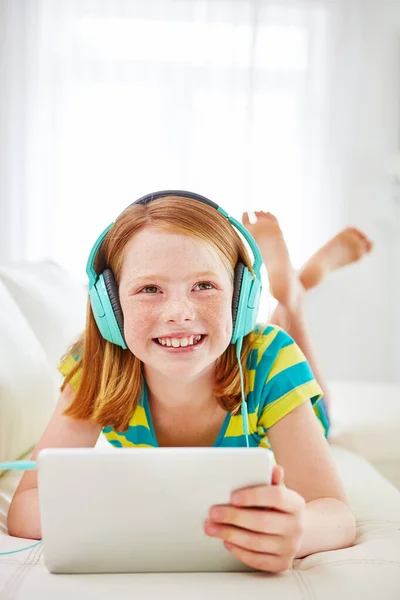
[157,335,202,347]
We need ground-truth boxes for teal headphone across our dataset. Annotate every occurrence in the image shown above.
[86,190,263,351]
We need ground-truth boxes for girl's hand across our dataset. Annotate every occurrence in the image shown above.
[204,465,306,573]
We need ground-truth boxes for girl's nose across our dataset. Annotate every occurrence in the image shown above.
[161,297,196,323]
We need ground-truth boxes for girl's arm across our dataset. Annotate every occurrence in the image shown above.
[7,384,102,540]
[267,400,356,556]
[205,400,355,572]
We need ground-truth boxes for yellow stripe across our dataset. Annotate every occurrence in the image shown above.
[102,430,154,448]
[259,381,323,430]
[58,355,74,377]
[57,355,82,391]
[247,369,255,393]
[224,411,258,437]
[258,436,271,449]
[254,327,280,366]
[128,405,150,429]
[265,343,306,383]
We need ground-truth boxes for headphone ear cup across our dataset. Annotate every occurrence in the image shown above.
[232,262,245,337]
[102,268,125,339]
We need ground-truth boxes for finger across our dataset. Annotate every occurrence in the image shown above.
[271,465,284,486]
[241,212,250,226]
[204,520,283,555]
[208,504,294,535]
[231,485,304,513]
[223,541,292,573]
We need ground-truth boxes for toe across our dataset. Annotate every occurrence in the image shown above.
[242,212,250,226]
[365,239,374,253]
[260,211,278,223]
[354,229,374,252]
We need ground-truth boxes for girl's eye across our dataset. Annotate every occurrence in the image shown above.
[140,286,160,294]
[194,282,214,291]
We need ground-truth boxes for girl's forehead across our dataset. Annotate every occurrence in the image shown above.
[121,226,229,276]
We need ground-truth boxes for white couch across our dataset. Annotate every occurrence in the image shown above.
[0,261,400,599]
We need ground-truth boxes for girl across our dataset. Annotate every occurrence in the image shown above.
[8,191,372,572]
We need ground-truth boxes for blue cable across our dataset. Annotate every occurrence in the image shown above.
[236,339,249,448]
[0,461,37,471]
[0,460,41,555]
[0,541,42,555]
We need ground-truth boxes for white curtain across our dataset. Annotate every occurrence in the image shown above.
[0,0,394,289]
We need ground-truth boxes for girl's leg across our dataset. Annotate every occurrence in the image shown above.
[299,227,373,290]
[258,215,373,420]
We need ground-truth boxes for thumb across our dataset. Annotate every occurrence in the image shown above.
[271,465,284,486]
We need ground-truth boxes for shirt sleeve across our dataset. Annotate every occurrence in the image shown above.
[57,351,82,392]
[255,325,324,432]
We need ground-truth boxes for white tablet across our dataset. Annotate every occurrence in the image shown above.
[37,447,273,573]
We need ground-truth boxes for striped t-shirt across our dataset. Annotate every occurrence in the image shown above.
[58,324,330,449]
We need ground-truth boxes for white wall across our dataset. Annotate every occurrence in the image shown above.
[305,3,400,383]
[1,1,398,383]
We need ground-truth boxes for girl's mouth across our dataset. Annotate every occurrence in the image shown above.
[152,334,206,351]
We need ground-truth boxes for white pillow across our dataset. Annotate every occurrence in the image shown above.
[0,279,57,467]
[0,261,87,371]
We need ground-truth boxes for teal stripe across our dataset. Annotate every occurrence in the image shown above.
[262,362,314,404]
[258,323,274,336]
[248,330,289,403]
[245,389,256,413]
[249,367,265,408]
[212,412,231,446]
[105,438,124,448]
[257,329,287,364]
[247,348,258,370]
[313,398,330,438]
[280,334,295,349]
[141,384,159,446]
[71,349,81,362]
[103,425,157,446]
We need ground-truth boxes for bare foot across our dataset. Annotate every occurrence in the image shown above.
[242,211,304,312]
[299,227,374,290]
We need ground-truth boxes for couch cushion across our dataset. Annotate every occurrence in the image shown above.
[0,281,57,468]
[0,261,87,371]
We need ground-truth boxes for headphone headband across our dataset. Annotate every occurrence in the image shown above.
[86,190,263,287]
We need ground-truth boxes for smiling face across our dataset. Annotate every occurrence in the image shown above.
[118,226,234,381]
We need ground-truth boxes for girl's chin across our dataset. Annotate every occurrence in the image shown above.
[143,356,218,380]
